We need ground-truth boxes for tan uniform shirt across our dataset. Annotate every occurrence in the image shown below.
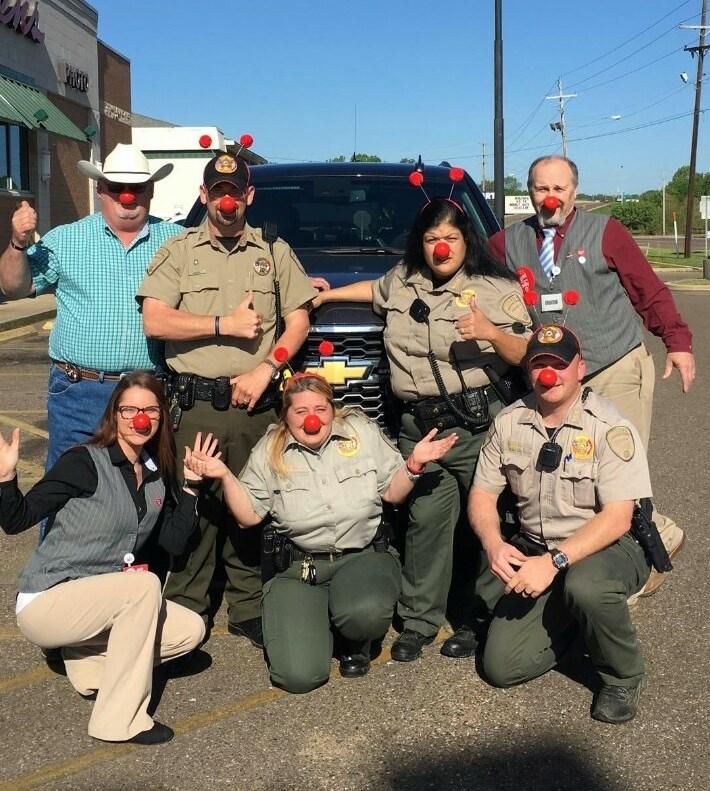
[239,411,403,552]
[474,390,652,543]
[372,263,531,400]
[137,221,316,378]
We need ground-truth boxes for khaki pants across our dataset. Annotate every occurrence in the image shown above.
[585,344,682,557]
[17,572,205,741]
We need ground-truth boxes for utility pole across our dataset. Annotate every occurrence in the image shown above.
[662,177,667,236]
[493,0,504,224]
[481,142,487,193]
[546,78,577,158]
[681,0,708,258]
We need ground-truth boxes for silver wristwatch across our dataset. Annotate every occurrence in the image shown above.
[548,548,569,571]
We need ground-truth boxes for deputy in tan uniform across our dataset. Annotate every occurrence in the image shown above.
[138,153,316,647]
[184,373,458,692]
[315,197,531,662]
[469,325,652,724]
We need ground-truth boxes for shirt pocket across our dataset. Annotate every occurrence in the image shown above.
[251,283,275,321]
[333,457,379,516]
[382,294,414,356]
[501,450,533,495]
[275,473,317,523]
[559,461,598,508]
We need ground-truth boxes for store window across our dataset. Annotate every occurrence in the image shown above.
[0,123,30,192]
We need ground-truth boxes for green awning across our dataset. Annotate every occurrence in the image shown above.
[0,75,87,142]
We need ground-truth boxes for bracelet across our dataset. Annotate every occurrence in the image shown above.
[262,358,280,378]
[214,315,221,337]
[9,240,28,252]
[183,478,202,487]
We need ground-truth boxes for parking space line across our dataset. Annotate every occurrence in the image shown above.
[0,414,48,439]
[0,665,53,695]
[0,326,45,344]
[0,635,445,789]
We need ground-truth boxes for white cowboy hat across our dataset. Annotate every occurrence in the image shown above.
[77,143,173,183]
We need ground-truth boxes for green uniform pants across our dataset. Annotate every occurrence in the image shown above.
[164,400,276,627]
[396,412,490,638]
[477,533,650,688]
[262,546,401,694]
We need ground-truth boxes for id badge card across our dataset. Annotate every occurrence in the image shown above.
[541,293,563,312]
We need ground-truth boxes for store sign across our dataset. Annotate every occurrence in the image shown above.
[0,0,44,44]
[64,63,89,93]
[102,100,131,125]
[505,195,533,215]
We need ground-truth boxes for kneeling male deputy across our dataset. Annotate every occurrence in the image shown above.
[468,325,653,723]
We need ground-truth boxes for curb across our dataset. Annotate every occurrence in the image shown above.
[0,309,55,339]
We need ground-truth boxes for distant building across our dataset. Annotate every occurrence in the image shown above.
[0,0,132,234]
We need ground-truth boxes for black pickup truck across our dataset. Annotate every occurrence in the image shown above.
[184,161,500,434]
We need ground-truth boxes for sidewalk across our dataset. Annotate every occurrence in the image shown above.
[0,293,56,334]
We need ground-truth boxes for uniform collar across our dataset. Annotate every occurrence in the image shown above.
[520,390,585,433]
[193,220,264,251]
[404,265,468,294]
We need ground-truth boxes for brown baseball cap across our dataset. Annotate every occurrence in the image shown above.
[202,154,250,191]
[525,325,582,366]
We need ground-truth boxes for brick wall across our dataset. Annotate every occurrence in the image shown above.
[97,42,131,157]
[46,92,91,227]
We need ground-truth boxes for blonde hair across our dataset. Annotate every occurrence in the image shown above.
[267,374,348,477]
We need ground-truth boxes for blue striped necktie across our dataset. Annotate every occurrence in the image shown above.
[539,227,556,279]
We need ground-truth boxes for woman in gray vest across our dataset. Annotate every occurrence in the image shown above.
[313,197,531,662]
[0,372,216,745]
[184,372,457,693]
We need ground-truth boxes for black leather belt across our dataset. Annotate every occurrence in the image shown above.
[289,545,363,562]
[403,386,498,418]
[192,375,229,402]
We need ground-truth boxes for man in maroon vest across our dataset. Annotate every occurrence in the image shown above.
[489,156,694,600]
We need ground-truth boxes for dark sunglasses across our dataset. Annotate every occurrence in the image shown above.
[104,182,150,195]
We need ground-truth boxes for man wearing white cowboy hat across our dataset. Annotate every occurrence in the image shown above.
[0,143,182,480]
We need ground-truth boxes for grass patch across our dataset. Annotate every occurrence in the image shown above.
[666,278,710,287]
[641,247,706,267]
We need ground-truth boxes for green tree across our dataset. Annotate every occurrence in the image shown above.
[504,175,523,194]
[400,157,416,164]
[609,201,658,233]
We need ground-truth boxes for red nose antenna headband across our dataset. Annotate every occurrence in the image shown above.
[235,133,254,157]
[273,339,337,394]
[408,162,466,214]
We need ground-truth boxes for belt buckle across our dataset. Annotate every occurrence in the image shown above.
[65,363,81,383]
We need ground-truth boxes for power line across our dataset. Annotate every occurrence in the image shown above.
[576,46,685,93]
[562,0,695,79]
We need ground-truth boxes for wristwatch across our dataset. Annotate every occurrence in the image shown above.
[9,239,28,252]
[548,548,570,571]
[262,358,281,381]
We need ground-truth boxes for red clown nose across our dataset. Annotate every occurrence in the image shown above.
[119,192,136,206]
[433,242,450,260]
[274,346,289,363]
[538,368,558,388]
[219,195,237,214]
[132,412,152,431]
[543,196,561,211]
[303,415,322,435]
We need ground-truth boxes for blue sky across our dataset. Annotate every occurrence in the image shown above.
[92,0,708,195]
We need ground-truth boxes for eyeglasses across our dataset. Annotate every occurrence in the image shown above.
[117,405,161,419]
[104,182,150,195]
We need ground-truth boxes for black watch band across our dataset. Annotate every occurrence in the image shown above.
[9,240,28,252]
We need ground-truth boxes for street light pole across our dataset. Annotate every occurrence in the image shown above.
[681,0,708,258]
[493,0,504,225]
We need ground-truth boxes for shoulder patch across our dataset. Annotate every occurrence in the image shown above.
[288,248,308,277]
[606,426,635,461]
[500,292,531,324]
[147,248,170,275]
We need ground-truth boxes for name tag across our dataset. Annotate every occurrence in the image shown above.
[541,293,563,312]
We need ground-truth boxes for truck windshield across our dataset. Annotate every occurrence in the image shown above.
[246,176,490,252]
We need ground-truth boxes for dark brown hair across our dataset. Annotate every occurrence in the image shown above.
[89,371,176,486]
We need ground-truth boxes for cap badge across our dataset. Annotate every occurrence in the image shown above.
[537,326,563,344]
[215,155,238,174]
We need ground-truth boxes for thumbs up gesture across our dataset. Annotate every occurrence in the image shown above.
[454,296,496,342]
[11,201,37,249]
[222,291,263,339]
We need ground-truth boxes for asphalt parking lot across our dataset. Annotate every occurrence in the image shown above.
[0,276,708,790]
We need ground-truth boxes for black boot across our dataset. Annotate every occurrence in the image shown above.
[440,627,478,658]
[228,617,264,648]
[339,640,371,678]
[591,683,642,724]
[391,630,434,662]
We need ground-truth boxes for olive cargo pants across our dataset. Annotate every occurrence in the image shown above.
[263,546,401,693]
[476,533,651,688]
[164,400,276,627]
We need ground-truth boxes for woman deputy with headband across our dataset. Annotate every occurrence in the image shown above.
[185,372,457,694]
[0,372,219,745]
[313,176,532,663]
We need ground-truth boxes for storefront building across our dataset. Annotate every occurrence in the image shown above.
[0,0,132,237]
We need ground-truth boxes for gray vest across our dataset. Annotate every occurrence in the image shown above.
[503,210,644,375]
[18,446,165,593]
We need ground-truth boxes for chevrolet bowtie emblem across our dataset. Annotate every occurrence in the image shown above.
[305,358,371,386]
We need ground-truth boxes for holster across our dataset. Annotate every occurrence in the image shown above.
[211,376,231,411]
[252,381,282,414]
[630,498,672,573]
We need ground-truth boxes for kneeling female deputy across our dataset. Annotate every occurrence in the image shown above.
[0,372,217,744]
[186,373,457,693]
[313,195,531,662]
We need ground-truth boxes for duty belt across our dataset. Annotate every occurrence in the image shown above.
[403,385,498,426]
[51,359,129,383]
